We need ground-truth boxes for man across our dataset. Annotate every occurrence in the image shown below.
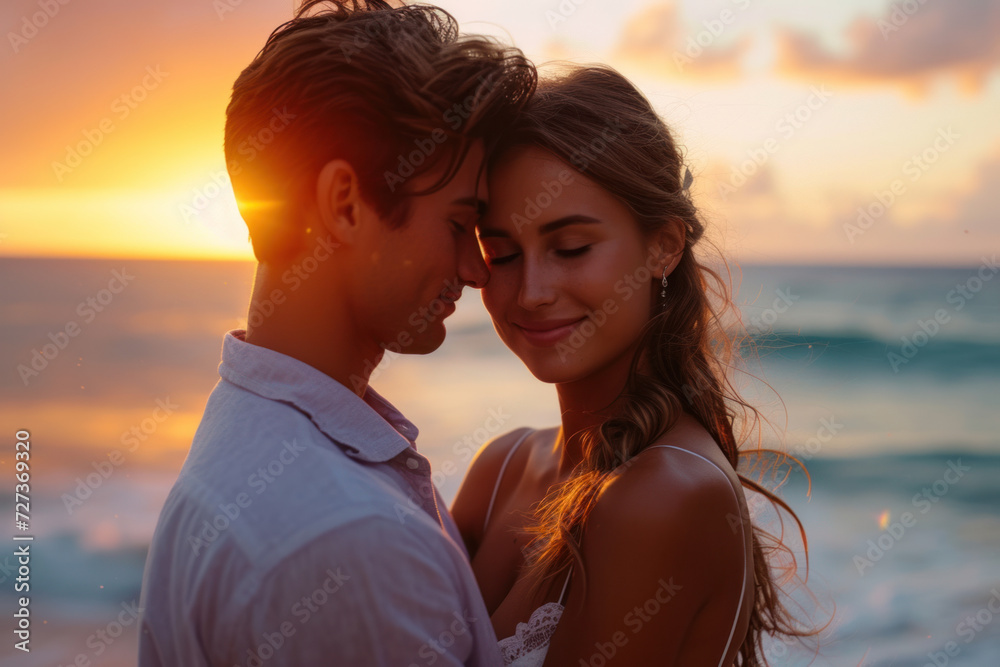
[138,2,535,664]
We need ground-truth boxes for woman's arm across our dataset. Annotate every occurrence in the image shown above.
[450,428,531,559]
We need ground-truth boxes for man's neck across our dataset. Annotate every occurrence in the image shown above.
[243,264,381,397]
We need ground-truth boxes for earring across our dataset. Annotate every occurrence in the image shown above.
[660,267,668,299]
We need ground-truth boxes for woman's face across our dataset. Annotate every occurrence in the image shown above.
[479,146,665,384]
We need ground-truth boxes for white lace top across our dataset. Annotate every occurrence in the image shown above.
[496,590,569,666]
[483,429,748,667]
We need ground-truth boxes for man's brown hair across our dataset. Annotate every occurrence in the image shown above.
[224,0,536,263]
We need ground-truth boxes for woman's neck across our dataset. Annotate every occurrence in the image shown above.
[552,346,638,477]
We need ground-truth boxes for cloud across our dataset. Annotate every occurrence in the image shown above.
[693,161,804,261]
[695,144,1000,266]
[929,145,1000,238]
[776,0,1000,95]
[829,143,1000,262]
[612,2,752,81]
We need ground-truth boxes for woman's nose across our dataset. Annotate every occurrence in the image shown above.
[517,256,557,310]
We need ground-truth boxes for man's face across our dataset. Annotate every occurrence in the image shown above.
[349,141,490,356]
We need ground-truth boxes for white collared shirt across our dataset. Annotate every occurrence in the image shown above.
[138,329,501,666]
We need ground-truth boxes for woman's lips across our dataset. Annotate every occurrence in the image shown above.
[512,317,586,346]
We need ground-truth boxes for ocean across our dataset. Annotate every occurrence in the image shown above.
[0,257,997,665]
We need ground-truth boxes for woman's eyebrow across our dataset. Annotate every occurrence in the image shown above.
[478,214,601,238]
[537,215,601,235]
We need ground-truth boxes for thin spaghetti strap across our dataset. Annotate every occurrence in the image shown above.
[643,445,748,667]
[482,428,534,535]
[557,566,573,606]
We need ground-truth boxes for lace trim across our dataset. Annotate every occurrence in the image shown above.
[497,602,565,664]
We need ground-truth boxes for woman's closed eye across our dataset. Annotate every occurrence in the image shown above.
[555,244,592,258]
[486,244,593,265]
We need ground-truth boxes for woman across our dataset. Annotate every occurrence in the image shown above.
[451,65,813,666]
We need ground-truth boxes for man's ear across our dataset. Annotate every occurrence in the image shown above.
[315,159,363,244]
[656,217,686,278]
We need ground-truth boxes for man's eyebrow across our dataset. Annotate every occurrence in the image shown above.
[478,214,602,239]
[451,196,488,216]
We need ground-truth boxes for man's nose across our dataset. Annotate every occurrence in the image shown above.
[458,232,490,289]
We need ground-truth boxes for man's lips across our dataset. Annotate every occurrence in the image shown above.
[512,316,586,345]
[440,287,462,305]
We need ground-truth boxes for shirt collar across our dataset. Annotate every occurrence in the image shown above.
[218,329,419,462]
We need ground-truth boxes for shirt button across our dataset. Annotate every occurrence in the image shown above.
[406,457,419,469]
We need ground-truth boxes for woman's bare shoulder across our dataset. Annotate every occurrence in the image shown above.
[450,426,545,550]
[596,438,743,535]
[585,418,749,574]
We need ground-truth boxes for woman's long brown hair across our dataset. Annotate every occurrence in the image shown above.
[498,64,822,665]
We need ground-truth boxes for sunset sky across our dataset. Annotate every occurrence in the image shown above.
[1,0,998,265]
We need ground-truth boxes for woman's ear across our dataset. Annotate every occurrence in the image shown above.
[315,159,363,245]
[656,217,686,277]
